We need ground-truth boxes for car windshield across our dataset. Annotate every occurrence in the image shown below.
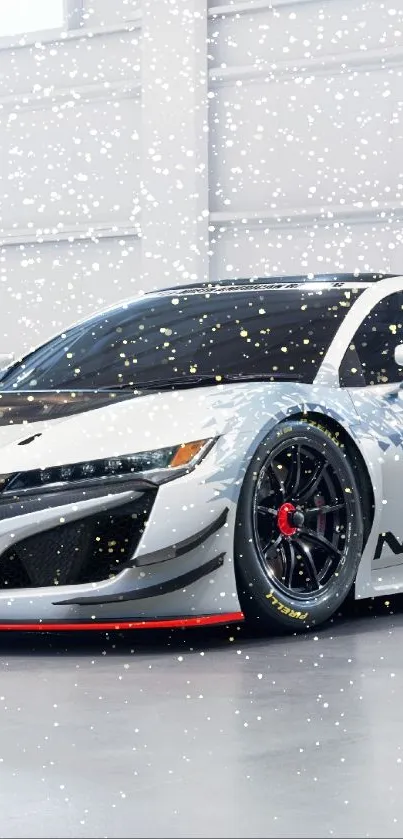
[0,284,363,390]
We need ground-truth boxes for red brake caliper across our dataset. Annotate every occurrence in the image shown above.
[277,502,297,537]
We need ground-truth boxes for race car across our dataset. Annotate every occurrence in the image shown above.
[0,271,402,633]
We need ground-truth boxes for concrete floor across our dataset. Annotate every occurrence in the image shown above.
[1,600,403,839]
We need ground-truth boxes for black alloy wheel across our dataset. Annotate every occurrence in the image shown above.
[235,420,364,632]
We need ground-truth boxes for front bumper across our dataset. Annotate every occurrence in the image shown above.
[0,441,243,626]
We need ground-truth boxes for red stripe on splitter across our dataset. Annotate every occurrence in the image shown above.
[0,612,245,632]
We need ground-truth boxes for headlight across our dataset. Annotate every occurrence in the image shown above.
[0,438,213,494]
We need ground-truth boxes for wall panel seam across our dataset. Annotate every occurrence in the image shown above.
[0,80,141,113]
[209,203,403,229]
[209,45,403,85]
[208,0,342,18]
[0,220,141,248]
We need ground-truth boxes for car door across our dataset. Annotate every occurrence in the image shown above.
[339,289,403,569]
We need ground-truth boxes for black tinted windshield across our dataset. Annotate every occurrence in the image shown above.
[0,285,363,390]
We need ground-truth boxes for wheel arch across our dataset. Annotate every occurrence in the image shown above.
[288,410,375,545]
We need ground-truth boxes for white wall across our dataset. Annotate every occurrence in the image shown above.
[208,0,403,278]
[1,0,403,356]
[0,0,143,354]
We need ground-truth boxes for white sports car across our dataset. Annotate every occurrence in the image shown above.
[0,272,402,633]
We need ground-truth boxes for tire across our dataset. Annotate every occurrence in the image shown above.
[235,419,364,633]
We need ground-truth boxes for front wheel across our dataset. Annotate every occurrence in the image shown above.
[235,420,364,632]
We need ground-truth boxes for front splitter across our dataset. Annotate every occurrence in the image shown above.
[0,611,245,631]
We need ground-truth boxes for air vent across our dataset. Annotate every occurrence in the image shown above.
[17,433,42,446]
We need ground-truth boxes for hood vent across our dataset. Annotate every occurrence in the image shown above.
[17,433,42,446]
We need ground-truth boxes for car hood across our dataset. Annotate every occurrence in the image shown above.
[0,382,302,474]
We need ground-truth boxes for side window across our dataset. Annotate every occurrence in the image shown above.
[340,292,403,387]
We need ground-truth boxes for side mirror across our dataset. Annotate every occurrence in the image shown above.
[394,344,403,367]
[0,353,14,372]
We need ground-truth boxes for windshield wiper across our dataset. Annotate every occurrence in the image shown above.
[98,372,302,392]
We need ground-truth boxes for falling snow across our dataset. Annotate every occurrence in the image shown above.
[0,1,403,838]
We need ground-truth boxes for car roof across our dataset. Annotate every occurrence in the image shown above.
[87,272,397,322]
[151,273,397,295]
[29,272,402,341]
[10,272,400,371]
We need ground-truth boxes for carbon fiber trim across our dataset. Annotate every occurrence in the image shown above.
[133,507,229,567]
[53,554,225,605]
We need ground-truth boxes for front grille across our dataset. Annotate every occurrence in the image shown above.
[0,492,156,590]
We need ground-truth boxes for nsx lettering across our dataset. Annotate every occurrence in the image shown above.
[374,532,403,560]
